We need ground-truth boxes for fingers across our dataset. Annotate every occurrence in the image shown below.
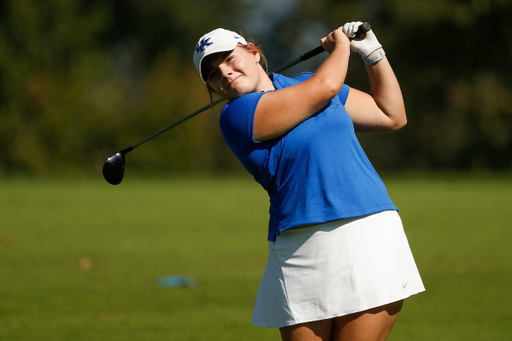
[321,27,348,53]
[343,21,364,38]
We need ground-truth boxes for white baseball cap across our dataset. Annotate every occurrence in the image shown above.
[193,28,247,83]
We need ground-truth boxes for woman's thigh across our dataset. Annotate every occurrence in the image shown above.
[279,300,404,341]
[280,318,334,341]
[333,300,404,341]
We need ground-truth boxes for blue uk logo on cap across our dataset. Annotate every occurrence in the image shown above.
[196,38,213,53]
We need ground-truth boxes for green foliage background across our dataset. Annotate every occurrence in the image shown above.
[0,0,511,175]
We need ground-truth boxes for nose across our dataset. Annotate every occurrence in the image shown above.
[218,63,233,79]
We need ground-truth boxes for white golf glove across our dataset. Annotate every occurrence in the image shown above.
[343,21,386,65]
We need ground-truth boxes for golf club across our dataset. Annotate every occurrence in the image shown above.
[103,22,371,185]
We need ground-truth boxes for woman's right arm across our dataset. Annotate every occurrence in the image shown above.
[253,27,351,141]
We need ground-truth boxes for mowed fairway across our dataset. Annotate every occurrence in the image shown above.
[1,174,511,340]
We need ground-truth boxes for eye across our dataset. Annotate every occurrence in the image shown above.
[208,69,220,80]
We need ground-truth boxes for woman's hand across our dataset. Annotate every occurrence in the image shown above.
[343,21,385,66]
[320,27,350,54]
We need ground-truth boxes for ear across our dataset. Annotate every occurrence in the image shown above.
[247,43,261,63]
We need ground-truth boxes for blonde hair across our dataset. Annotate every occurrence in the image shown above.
[204,42,268,104]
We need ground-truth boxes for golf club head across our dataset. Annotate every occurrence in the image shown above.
[102,152,125,185]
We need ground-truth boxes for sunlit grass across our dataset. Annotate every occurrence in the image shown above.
[1,174,511,340]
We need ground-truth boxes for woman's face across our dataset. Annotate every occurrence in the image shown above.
[205,45,265,100]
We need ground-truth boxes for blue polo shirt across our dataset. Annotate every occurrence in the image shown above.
[220,72,397,241]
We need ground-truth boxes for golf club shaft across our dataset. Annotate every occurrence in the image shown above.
[122,22,370,153]
[270,45,325,74]
[126,46,328,151]
[128,97,225,152]
[124,47,325,152]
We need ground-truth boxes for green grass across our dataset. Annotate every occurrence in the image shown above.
[1,173,511,340]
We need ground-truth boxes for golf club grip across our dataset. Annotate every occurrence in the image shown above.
[301,22,372,61]
[357,22,372,38]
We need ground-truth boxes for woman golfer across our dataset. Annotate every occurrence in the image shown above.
[193,22,424,341]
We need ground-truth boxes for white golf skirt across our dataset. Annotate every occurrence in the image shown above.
[251,210,425,328]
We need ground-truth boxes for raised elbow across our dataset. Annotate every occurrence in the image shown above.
[390,113,407,131]
[400,115,408,128]
[320,78,342,100]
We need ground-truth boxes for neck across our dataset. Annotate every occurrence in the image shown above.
[255,65,276,92]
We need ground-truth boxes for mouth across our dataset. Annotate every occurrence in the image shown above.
[228,75,242,88]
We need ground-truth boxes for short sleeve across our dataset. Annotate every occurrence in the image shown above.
[219,92,266,148]
[337,84,350,106]
[219,92,270,177]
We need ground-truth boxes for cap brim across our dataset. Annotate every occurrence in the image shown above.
[199,41,241,82]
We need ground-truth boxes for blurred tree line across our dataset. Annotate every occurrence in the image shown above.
[0,0,510,176]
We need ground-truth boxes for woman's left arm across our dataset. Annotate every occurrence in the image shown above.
[342,21,407,132]
[345,55,407,132]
